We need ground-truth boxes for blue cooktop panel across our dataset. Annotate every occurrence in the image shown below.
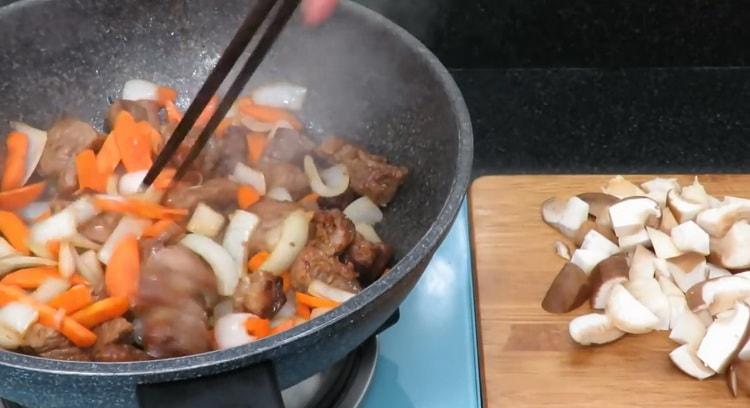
[360,201,481,408]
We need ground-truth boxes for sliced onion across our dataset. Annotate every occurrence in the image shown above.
[70,233,102,250]
[0,237,18,258]
[76,250,103,287]
[250,83,307,111]
[259,210,312,275]
[58,241,76,278]
[214,313,257,349]
[230,163,266,195]
[0,256,56,276]
[213,298,236,322]
[31,278,70,303]
[98,216,150,264]
[68,197,100,224]
[355,223,382,244]
[118,171,147,195]
[344,197,383,225]
[0,302,38,336]
[20,201,50,223]
[303,156,349,198]
[266,187,292,202]
[187,203,226,239]
[222,210,260,267]
[0,324,22,349]
[310,307,333,320]
[30,208,77,246]
[308,279,356,303]
[122,79,159,102]
[10,121,47,185]
[240,117,275,133]
[181,234,239,296]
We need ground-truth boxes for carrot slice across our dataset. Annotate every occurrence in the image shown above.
[237,185,261,209]
[46,240,60,259]
[1,267,59,288]
[0,182,46,211]
[216,118,232,137]
[96,132,121,175]
[238,98,302,130]
[94,196,188,220]
[281,272,291,292]
[69,274,89,286]
[270,319,295,335]
[196,96,219,128]
[142,219,176,238]
[115,117,153,172]
[248,251,270,273]
[153,168,176,190]
[136,121,163,155]
[0,211,29,254]
[244,317,271,338]
[76,149,107,193]
[299,193,319,204]
[295,302,311,320]
[165,100,183,124]
[70,296,129,328]
[1,131,28,191]
[48,285,93,314]
[157,86,177,106]
[295,292,340,309]
[0,284,97,347]
[246,132,268,163]
[105,234,140,300]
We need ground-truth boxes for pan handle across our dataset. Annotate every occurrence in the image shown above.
[137,360,283,408]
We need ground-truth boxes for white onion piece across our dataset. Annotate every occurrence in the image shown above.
[272,294,296,323]
[308,279,355,303]
[187,203,226,239]
[303,156,349,198]
[230,163,266,195]
[27,240,52,260]
[29,209,77,246]
[0,237,18,258]
[58,241,76,278]
[250,83,307,111]
[213,298,236,322]
[0,302,38,336]
[76,250,103,287]
[240,117,275,133]
[122,79,159,102]
[119,171,147,195]
[222,210,260,268]
[31,278,70,303]
[259,210,312,275]
[98,216,150,264]
[344,197,383,225]
[355,223,382,244]
[10,121,47,185]
[181,234,239,296]
[68,197,100,224]
[214,313,257,349]
[0,256,56,276]
[310,307,333,320]
[0,325,21,349]
[267,187,292,202]
[20,202,50,223]
[70,233,102,250]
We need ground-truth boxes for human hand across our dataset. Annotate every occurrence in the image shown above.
[301,0,337,25]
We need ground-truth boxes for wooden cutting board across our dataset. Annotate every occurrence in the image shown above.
[469,175,750,408]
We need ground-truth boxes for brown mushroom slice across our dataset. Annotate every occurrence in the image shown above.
[579,229,619,256]
[608,197,661,237]
[552,240,571,261]
[671,221,710,255]
[601,175,646,199]
[711,220,750,269]
[617,228,651,252]
[640,177,680,208]
[669,310,707,347]
[697,301,750,373]
[589,255,629,309]
[696,197,750,237]
[667,189,709,224]
[568,313,625,346]
[686,276,750,316]
[577,192,618,229]
[659,207,680,234]
[666,252,707,293]
[625,277,671,330]
[605,283,660,334]
[646,227,683,259]
[706,263,732,279]
[541,196,590,237]
[629,245,656,281]
[681,177,713,207]
[541,263,591,313]
[570,249,609,275]
[670,344,716,380]
[729,359,750,397]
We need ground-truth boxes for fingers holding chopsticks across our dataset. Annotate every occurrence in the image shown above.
[302,0,337,25]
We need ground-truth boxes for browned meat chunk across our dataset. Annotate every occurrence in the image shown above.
[345,233,393,286]
[310,210,355,256]
[233,271,286,318]
[246,198,302,253]
[260,128,314,166]
[164,178,238,212]
[79,212,122,244]
[135,245,218,358]
[22,324,72,354]
[108,99,161,131]
[93,317,133,349]
[260,162,310,200]
[290,246,360,292]
[202,126,249,177]
[39,117,99,195]
[92,344,150,362]
[317,137,408,206]
[317,188,357,210]
[39,347,91,361]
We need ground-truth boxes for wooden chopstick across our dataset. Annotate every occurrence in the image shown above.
[142,0,301,187]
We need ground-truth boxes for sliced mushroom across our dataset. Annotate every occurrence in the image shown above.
[552,240,571,261]
[670,344,716,380]
[646,227,683,259]
[706,263,732,279]
[669,310,707,347]
[541,196,590,237]
[666,252,707,293]
[659,207,679,233]
[625,277,671,330]
[605,283,660,334]
[608,197,661,237]
[681,177,712,207]
[658,275,684,297]
[696,197,750,237]
[577,192,618,229]
[669,296,690,329]
[617,228,651,252]
[641,177,680,208]
[580,229,620,256]
[670,221,710,255]
[568,313,625,346]
[571,220,617,247]
[668,189,708,223]
[696,309,714,327]
[542,263,591,313]
[697,301,750,373]
[711,220,750,269]
[589,255,629,309]
[570,249,610,275]
[628,245,656,281]
[729,359,750,397]
[601,175,646,199]
[686,276,750,316]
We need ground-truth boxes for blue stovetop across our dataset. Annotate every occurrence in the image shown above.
[360,202,481,408]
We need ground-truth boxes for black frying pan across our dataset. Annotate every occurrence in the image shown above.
[0,1,472,407]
